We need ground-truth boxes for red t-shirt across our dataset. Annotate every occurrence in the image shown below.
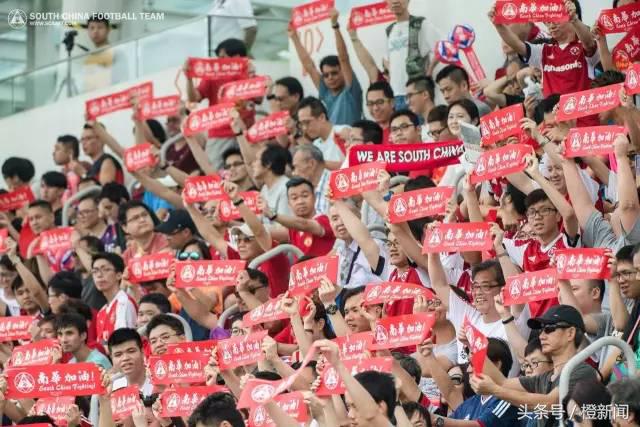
[196,79,255,138]
[288,215,335,257]
[227,243,290,298]
[385,267,424,317]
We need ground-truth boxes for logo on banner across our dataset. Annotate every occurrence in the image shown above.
[501,2,517,19]
[375,325,389,344]
[324,367,339,389]
[154,361,167,379]
[189,115,201,131]
[510,279,521,299]
[563,97,577,115]
[475,157,486,175]
[88,102,100,117]
[179,265,195,283]
[429,229,443,246]
[14,372,35,393]
[335,174,349,193]
[602,15,614,30]
[393,199,408,217]
[251,384,276,404]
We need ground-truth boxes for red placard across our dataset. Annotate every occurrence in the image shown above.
[469,143,532,184]
[38,227,73,254]
[183,103,235,137]
[493,0,569,24]
[463,317,489,375]
[218,191,261,222]
[160,386,228,417]
[290,0,334,29]
[0,228,7,254]
[597,1,640,34]
[10,339,58,367]
[349,141,463,173]
[186,57,249,80]
[85,81,153,120]
[0,316,35,342]
[316,357,393,396]
[363,282,434,306]
[421,222,493,253]
[127,253,174,283]
[182,175,224,204]
[613,26,640,71]
[219,76,269,103]
[110,386,140,421]
[288,255,338,296]
[174,260,246,288]
[625,63,640,95]
[237,378,282,409]
[243,297,289,327]
[370,313,435,350]
[248,392,309,427]
[6,362,104,398]
[388,187,454,224]
[148,353,209,385]
[332,332,374,361]
[137,95,181,120]
[124,143,158,172]
[246,111,290,143]
[555,248,611,280]
[564,126,626,158]
[329,162,386,199]
[348,2,394,29]
[0,186,35,212]
[216,331,268,370]
[502,268,558,306]
[556,84,623,122]
[34,396,75,426]
[166,340,217,355]
[479,103,524,146]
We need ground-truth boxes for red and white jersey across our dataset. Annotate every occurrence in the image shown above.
[95,290,137,344]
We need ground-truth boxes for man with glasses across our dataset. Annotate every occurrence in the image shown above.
[389,110,422,145]
[75,195,118,253]
[154,209,198,251]
[271,77,304,116]
[92,252,137,345]
[119,201,169,265]
[366,81,396,144]
[295,97,345,171]
[222,147,255,192]
[406,76,436,127]
[291,145,331,216]
[146,314,186,356]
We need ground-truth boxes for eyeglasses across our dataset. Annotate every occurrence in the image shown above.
[235,235,255,244]
[471,281,501,293]
[405,90,425,101]
[76,208,97,217]
[235,284,267,296]
[427,128,446,139]
[521,359,552,371]
[149,332,178,346]
[224,161,244,170]
[177,252,201,261]
[390,123,415,134]
[614,269,637,282]
[126,211,151,224]
[91,266,115,276]
[449,375,463,385]
[426,299,442,308]
[526,207,557,219]
[540,323,573,335]
[366,99,389,107]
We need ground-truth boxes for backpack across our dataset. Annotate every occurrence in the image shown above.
[385,15,427,79]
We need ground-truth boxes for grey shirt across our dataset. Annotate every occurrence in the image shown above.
[260,175,291,223]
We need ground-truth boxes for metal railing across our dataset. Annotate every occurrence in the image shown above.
[61,185,101,226]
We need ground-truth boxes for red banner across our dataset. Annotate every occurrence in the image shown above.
[333,332,374,361]
[597,1,640,34]
[85,81,153,120]
[183,103,235,136]
[493,0,569,24]
[469,143,532,184]
[246,111,290,143]
[625,63,640,95]
[370,313,435,350]
[422,222,493,253]
[167,340,218,355]
[0,186,35,212]
[6,362,104,398]
[137,95,181,120]
[555,248,612,280]
[175,260,246,288]
[185,57,249,80]
[349,141,463,173]
[364,282,434,306]
[564,125,626,157]
[110,386,139,421]
[124,142,158,172]
[218,191,261,221]
[148,353,209,385]
[613,26,640,71]
[237,378,282,409]
[38,227,73,254]
[160,386,228,417]
[316,357,393,396]
[127,253,174,283]
[480,103,524,146]
[556,84,623,121]
[0,228,7,254]
[216,331,268,370]
[10,339,58,367]
[0,316,35,342]
[220,76,269,103]
[290,0,334,29]
[388,187,454,224]
[248,392,309,427]
[329,162,386,199]
[34,396,74,426]
[348,2,395,29]
[288,255,338,296]
[502,268,558,306]
[243,297,289,327]
[182,175,224,204]
[463,317,489,375]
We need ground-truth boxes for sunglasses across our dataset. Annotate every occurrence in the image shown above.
[177,251,201,261]
[540,323,573,334]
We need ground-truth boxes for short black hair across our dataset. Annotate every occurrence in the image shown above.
[188,392,245,427]
[99,182,130,204]
[505,183,528,216]
[11,277,25,293]
[487,338,513,377]
[145,119,166,143]
[78,194,99,206]
[57,135,80,159]
[58,299,93,323]
[246,268,268,287]
[222,147,243,165]
[524,337,543,357]
[215,38,247,57]
[79,235,105,254]
[591,70,625,89]
[92,252,125,273]
[427,104,449,124]
[320,55,340,70]
[390,109,420,127]
[260,144,291,176]
[87,14,110,26]
[146,314,185,337]
[17,414,57,425]
[41,171,67,189]
[351,119,383,144]
[393,353,421,385]
[140,293,172,314]
[118,200,159,226]
[181,239,212,260]
[340,286,365,313]
[28,200,53,212]
[275,76,304,99]
[471,260,505,287]
[448,99,480,123]
[435,64,470,86]
[617,245,635,263]
[354,371,396,422]
[296,96,328,120]
[403,402,431,427]
[107,328,143,353]
[524,188,551,209]
[406,75,436,101]
[48,271,83,300]
[55,312,88,337]
[367,81,394,99]
[535,94,561,124]
[286,176,314,193]
[2,157,35,183]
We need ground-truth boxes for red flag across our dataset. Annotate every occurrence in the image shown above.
[148,353,209,385]
[218,191,261,221]
[555,248,612,280]
[34,396,75,426]
[349,141,463,173]
[174,260,246,288]
[597,1,640,34]
[479,103,524,146]
[85,81,153,120]
[502,268,558,306]
[216,331,268,370]
[243,297,289,327]
[183,103,235,136]
[110,386,140,421]
[316,357,393,396]
[0,186,35,212]
[10,339,58,367]
[493,0,569,24]
[332,332,374,361]
[422,222,493,253]
[469,143,532,184]
[625,63,640,95]
[564,126,627,158]
[388,187,454,223]
[136,95,181,120]
[290,0,334,29]
[370,313,436,350]
[219,76,269,103]
[166,340,218,355]
[363,282,435,305]
[329,162,386,199]
[237,378,282,409]
[127,253,174,283]
[248,392,309,427]
[348,2,394,30]
[0,316,36,342]
[463,317,489,375]
[38,227,74,254]
[556,84,623,121]
[246,111,290,143]
[124,143,158,172]
[6,362,105,398]
[182,175,225,203]
[160,386,229,417]
[288,255,338,296]
[185,57,249,80]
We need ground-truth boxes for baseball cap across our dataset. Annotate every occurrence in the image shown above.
[527,304,585,331]
[155,209,196,234]
[230,223,254,238]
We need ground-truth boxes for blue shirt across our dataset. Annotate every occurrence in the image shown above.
[319,72,362,125]
[142,191,174,213]
[451,395,520,427]
[70,349,112,370]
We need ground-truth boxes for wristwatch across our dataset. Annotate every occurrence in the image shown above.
[232,198,244,207]
[435,416,445,427]
[332,23,340,29]
[325,303,338,315]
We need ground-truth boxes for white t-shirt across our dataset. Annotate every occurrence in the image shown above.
[208,0,257,49]
[0,288,20,316]
[313,130,346,164]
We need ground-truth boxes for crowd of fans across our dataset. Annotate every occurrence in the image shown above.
[2,0,640,426]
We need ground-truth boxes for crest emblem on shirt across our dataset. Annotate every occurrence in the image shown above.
[393,198,408,217]
[570,46,581,56]
[563,97,577,115]
[304,236,313,248]
[501,3,517,20]
[335,173,350,193]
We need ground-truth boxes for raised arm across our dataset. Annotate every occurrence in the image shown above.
[417,338,463,409]
[561,156,598,229]
[388,221,429,271]
[483,75,510,108]
[264,205,327,238]
[288,27,321,90]
[348,29,381,84]
[426,246,450,304]
[182,59,203,103]
[566,0,596,56]
[613,133,640,233]
[593,24,614,71]
[557,279,601,335]
[185,134,217,176]
[333,200,380,269]
[7,239,49,312]
[318,276,349,337]
[91,121,125,159]
[488,5,526,57]
[183,198,229,256]
[331,9,354,87]
[131,170,184,209]
[225,181,273,252]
